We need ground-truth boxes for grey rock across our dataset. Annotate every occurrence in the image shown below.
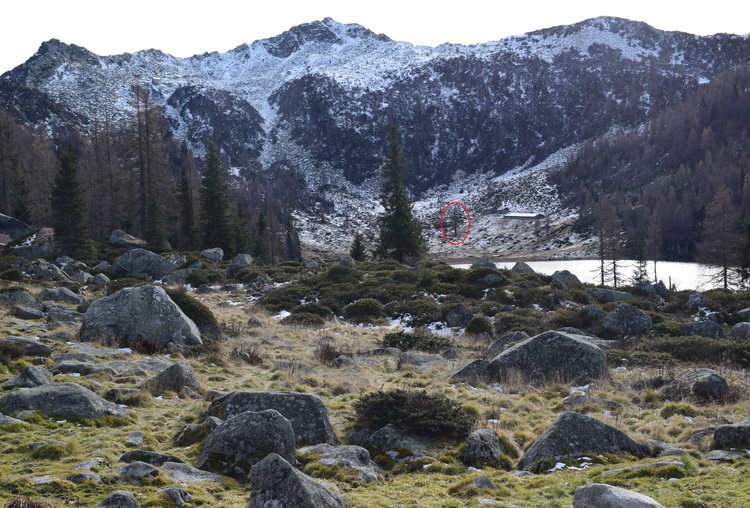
[552,269,582,288]
[69,472,101,484]
[661,368,728,401]
[96,490,141,508]
[713,420,750,449]
[46,305,85,324]
[705,449,747,462]
[472,475,498,490]
[478,272,505,287]
[0,288,41,309]
[485,331,530,359]
[0,414,26,425]
[0,212,34,240]
[0,336,52,357]
[92,273,111,287]
[53,361,117,377]
[39,287,85,305]
[12,305,44,320]
[518,412,650,472]
[113,248,177,279]
[227,253,254,275]
[450,359,489,385]
[510,262,535,273]
[682,320,725,338]
[197,409,296,479]
[573,483,665,508]
[142,362,201,394]
[14,228,56,259]
[654,280,669,297]
[162,270,191,286]
[559,394,622,411]
[120,450,184,466]
[602,304,652,336]
[248,453,351,508]
[54,352,96,363]
[470,257,496,269]
[207,390,337,445]
[299,443,382,483]
[303,259,320,269]
[488,330,610,385]
[161,461,221,483]
[126,432,145,447]
[200,247,224,262]
[732,322,750,340]
[635,283,657,297]
[445,303,472,328]
[80,285,201,348]
[587,288,632,304]
[157,488,191,506]
[109,229,147,249]
[116,461,159,483]
[687,292,709,311]
[72,269,93,284]
[340,256,355,266]
[2,365,53,390]
[0,382,129,420]
[93,261,110,271]
[365,423,432,457]
[464,429,505,468]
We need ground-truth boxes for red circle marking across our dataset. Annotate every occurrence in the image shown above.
[440,201,471,246]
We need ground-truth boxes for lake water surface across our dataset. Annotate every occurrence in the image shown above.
[454,259,728,291]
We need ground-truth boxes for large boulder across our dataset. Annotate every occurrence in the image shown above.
[731,322,750,340]
[713,419,750,449]
[0,213,34,241]
[0,288,41,309]
[661,368,728,401]
[298,443,382,483]
[511,262,535,273]
[573,483,665,508]
[38,287,86,305]
[470,257,496,269]
[445,304,472,328]
[0,383,129,420]
[112,248,177,279]
[0,336,52,357]
[487,331,610,384]
[517,412,650,472]
[196,409,296,479]
[587,288,632,304]
[207,390,337,445]
[79,285,201,348]
[682,319,725,338]
[602,304,652,336]
[464,429,513,469]
[96,490,141,508]
[1,365,53,390]
[449,359,489,385]
[248,453,350,508]
[142,362,201,394]
[485,331,529,359]
[200,248,224,262]
[552,270,582,288]
[109,229,147,249]
[12,227,56,258]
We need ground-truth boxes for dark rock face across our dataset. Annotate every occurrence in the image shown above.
[0,336,52,357]
[142,362,201,394]
[197,409,296,479]
[112,248,177,279]
[682,320,725,338]
[449,359,489,385]
[713,420,750,449]
[470,257,496,269]
[511,262,535,273]
[248,453,351,508]
[0,382,129,420]
[464,429,506,468]
[573,483,665,508]
[207,390,337,445]
[79,285,201,348]
[487,331,610,384]
[552,270,582,288]
[661,368,729,401]
[0,288,41,309]
[518,412,650,472]
[602,304,652,336]
[445,304,472,328]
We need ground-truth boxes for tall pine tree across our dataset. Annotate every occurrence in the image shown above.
[200,140,232,257]
[51,144,89,257]
[375,124,424,263]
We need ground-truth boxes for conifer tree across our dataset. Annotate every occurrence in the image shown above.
[231,203,251,255]
[375,124,424,263]
[51,144,89,257]
[177,163,196,250]
[697,185,740,289]
[200,140,232,256]
[350,232,367,261]
[252,212,267,263]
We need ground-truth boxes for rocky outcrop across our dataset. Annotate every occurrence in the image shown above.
[0,382,129,420]
[248,453,350,508]
[79,285,201,348]
[207,390,337,445]
[197,409,296,479]
[112,248,177,279]
[573,483,665,508]
[602,304,652,336]
[517,412,650,472]
[661,368,728,401]
[463,429,512,469]
[487,330,610,384]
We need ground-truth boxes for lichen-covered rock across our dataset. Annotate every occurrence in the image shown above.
[299,443,382,483]
[732,322,750,340]
[510,262,535,273]
[485,331,529,359]
[587,288,632,304]
[142,362,201,394]
[661,368,728,401]
[682,320,725,338]
[79,285,201,348]
[470,257,496,269]
[109,229,147,249]
[0,288,41,309]
[197,409,296,479]
[207,390,337,445]
[248,453,350,508]
[200,247,224,262]
[573,483,665,508]
[2,365,53,390]
[0,336,52,357]
[487,331,610,384]
[0,382,129,420]
[449,359,489,385]
[38,287,85,305]
[602,304,652,336]
[116,461,159,483]
[96,490,141,508]
[113,248,177,279]
[464,429,508,468]
[713,419,750,449]
[552,270,582,288]
[119,450,184,466]
[518,412,650,472]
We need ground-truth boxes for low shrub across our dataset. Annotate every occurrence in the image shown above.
[0,342,24,365]
[0,268,24,281]
[465,316,493,336]
[313,336,341,366]
[660,402,699,419]
[382,329,451,353]
[353,389,477,440]
[344,298,385,324]
[185,269,226,287]
[261,284,309,313]
[384,297,441,327]
[280,312,325,328]
[165,288,222,338]
[4,497,55,508]
[291,302,333,318]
